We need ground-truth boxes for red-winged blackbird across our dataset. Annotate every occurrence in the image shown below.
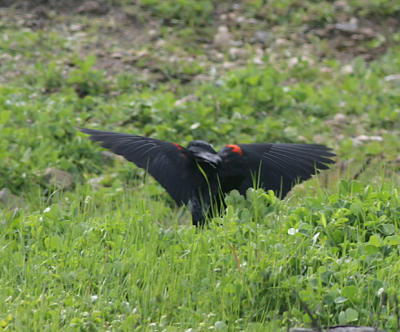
[80,128,335,226]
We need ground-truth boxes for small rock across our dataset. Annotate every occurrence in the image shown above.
[228,12,237,21]
[231,3,240,10]
[341,64,354,74]
[231,40,244,47]
[320,66,332,73]
[334,0,351,10]
[193,74,210,82]
[88,176,105,189]
[94,49,106,57]
[228,47,249,60]
[77,1,108,15]
[384,74,400,82]
[222,61,235,69]
[254,30,272,45]
[130,49,149,62]
[236,16,246,24]
[148,29,158,38]
[288,57,299,67]
[214,26,232,50]
[214,321,227,330]
[0,188,20,207]
[155,39,166,47]
[358,27,375,36]
[101,151,121,162]
[174,95,198,107]
[253,47,264,64]
[44,168,75,190]
[353,135,383,146]
[335,18,358,33]
[70,24,84,32]
[111,52,123,59]
[312,135,327,144]
[325,113,347,127]
[276,38,289,46]
[253,57,264,65]
[255,47,264,57]
[212,51,225,62]
[333,113,347,122]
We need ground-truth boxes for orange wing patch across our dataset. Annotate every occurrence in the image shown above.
[173,142,187,158]
[226,144,243,156]
[173,142,183,151]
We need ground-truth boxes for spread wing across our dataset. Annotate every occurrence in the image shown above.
[80,128,197,205]
[219,143,335,198]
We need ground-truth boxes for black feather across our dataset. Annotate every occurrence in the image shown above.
[80,128,335,225]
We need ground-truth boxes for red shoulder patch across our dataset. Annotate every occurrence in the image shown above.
[173,142,187,158]
[173,142,183,151]
[226,144,243,156]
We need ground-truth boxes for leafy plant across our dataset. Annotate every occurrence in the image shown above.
[66,55,108,97]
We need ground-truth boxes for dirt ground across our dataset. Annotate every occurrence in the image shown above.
[1,0,399,84]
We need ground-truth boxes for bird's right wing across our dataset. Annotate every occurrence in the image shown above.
[80,128,197,205]
[239,143,335,197]
[219,143,335,198]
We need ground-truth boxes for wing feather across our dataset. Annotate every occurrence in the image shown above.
[80,128,197,205]
[220,143,335,198]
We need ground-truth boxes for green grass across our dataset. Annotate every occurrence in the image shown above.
[137,0,400,26]
[1,182,400,330]
[1,0,400,330]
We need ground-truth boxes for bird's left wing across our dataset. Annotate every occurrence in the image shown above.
[219,143,335,198]
[80,128,197,205]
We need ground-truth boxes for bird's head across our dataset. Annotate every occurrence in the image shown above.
[187,140,221,168]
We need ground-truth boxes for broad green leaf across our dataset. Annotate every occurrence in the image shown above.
[369,234,383,247]
[342,286,358,301]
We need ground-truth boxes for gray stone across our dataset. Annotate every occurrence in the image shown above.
[0,188,20,207]
[325,113,347,127]
[88,176,105,189]
[228,47,249,60]
[76,1,108,15]
[44,168,75,190]
[254,30,272,45]
[353,135,383,146]
[384,74,400,82]
[214,26,232,50]
[101,151,122,162]
[335,18,358,33]
[174,95,198,107]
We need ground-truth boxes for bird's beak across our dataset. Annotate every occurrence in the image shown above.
[192,150,222,168]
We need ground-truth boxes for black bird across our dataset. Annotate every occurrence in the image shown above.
[80,128,335,226]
